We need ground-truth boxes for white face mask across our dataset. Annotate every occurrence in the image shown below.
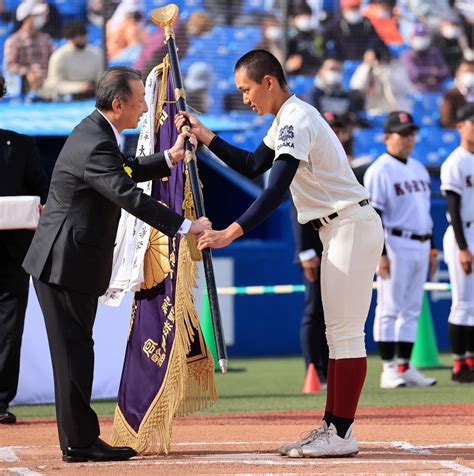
[265,26,281,41]
[411,36,431,51]
[459,72,474,89]
[343,9,362,24]
[323,70,343,87]
[33,15,46,30]
[441,25,460,39]
[377,9,391,19]
[294,16,312,32]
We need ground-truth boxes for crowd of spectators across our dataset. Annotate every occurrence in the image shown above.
[0,0,473,129]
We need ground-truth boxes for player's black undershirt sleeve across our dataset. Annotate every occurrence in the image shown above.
[374,207,387,256]
[446,190,468,250]
[208,135,274,179]
[236,154,299,233]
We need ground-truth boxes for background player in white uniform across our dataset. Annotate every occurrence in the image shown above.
[177,50,384,458]
[364,111,438,389]
[440,103,474,384]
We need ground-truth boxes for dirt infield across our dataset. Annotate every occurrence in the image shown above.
[1,404,473,474]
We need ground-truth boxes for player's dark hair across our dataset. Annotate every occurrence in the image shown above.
[95,66,143,111]
[235,49,287,88]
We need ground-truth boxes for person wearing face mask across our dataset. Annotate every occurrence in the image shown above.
[440,60,474,128]
[4,0,53,97]
[308,57,364,118]
[286,3,324,76]
[256,14,285,64]
[323,0,386,61]
[433,13,470,76]
[362,0,403,45]
[400,22,449,93]
[43,21,103,101]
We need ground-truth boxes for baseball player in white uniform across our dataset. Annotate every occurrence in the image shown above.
[176,50,384,458]
[440,103,474,384]
[364,111,438,389]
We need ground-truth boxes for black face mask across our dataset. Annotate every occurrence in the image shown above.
[74,43,86,50]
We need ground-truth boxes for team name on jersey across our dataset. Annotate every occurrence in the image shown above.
[394,179,430,196]
[277,125,295,150]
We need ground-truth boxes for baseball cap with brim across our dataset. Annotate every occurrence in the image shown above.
[16,1,48,22]
[456,103,474,123]
[384,111,420,133]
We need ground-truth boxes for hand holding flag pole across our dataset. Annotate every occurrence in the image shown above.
[151,4,228,374]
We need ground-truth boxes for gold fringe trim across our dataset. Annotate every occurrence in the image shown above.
[109,236,217,455]
[183,162,202,262]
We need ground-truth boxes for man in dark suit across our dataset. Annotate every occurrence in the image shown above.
[22,66,211,463]
[290,203,329,387]
[0,75,49,424]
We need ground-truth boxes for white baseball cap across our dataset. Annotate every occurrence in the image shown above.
[16,0,48,22]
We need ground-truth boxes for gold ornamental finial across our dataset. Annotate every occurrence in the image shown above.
[151,4,179,27]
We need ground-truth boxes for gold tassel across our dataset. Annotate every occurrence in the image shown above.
[182,163,202,262]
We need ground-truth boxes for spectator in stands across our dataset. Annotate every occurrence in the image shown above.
[286,3,324,76]
[43,20,103,101]
[135,10,213,79]
[433,12,471,76]
[184,62,212,114]
[323,111,374,183]
[400,22,450,93]
[307,57,364,117]
[256,14,285,64]
[440,60,474,128]
[4,0,53,100]
[106,0,148,61]
[457,1,474,57]
[350,45,414,115]
[323,0,386,61]
[362,0,403,45]
[12,0,63,39]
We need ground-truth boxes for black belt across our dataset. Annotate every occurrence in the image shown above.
[311,199,369,230]
[389,229,432,242]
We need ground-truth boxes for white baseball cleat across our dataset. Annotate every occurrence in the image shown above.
[380,362,406,389]
[401,367,437,387]
[277,420,328,456]
[288,423,359,458]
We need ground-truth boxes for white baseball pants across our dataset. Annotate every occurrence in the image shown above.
[373,235,430,343]
[443,225,474,326]
[319,204,384,359]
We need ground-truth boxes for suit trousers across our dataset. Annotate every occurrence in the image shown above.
[33,278,100,449]
[0,258,29,412]
[300,268,329,379]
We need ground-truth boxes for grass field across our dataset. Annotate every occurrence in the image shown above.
[11,353,473,419]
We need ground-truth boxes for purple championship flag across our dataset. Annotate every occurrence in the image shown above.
[110,61,216,454]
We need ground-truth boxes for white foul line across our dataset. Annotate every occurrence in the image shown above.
[0,448,18,463]
[2,469,44,476]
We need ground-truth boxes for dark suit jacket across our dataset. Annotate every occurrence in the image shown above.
[0,129,49,275]
[23,110,185,296]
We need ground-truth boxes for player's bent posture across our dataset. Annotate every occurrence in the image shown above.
[440,104,474,384]
[176,50,384,458]
[364,111,438,389]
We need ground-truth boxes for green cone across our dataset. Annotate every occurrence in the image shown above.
[199,294,219,370]
[411,292,441,368]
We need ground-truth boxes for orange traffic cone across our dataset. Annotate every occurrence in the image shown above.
[302,363,321,393]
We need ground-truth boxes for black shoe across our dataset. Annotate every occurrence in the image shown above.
[62,437,137,463]
[451,364,474,383]
[0,411,16,424]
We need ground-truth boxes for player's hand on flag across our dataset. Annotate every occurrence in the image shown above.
[459,249,473,275]
[377,255,390,279]
[175,112,216,146]
[188,217,212,236]
[168,131,198,163]
[198,222,243,250]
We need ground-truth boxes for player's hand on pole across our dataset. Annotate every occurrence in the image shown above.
[198,222,243,250]
[459,248,473,275]
[428,253,438,280]
[377,255,390,279]
[188,217,212,237]
[175,112,215,146]
[168,131,198,163]
[301,256,320,283]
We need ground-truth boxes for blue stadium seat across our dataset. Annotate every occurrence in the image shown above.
[342,60,361,88]
[353,128,386,157]
[87,23,102,48]
[411,92,443,126]
[51,0,87,17]
[287,75,313,100]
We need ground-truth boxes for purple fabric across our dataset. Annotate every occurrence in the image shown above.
[400,47,450,92]
[116,73,184,432]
